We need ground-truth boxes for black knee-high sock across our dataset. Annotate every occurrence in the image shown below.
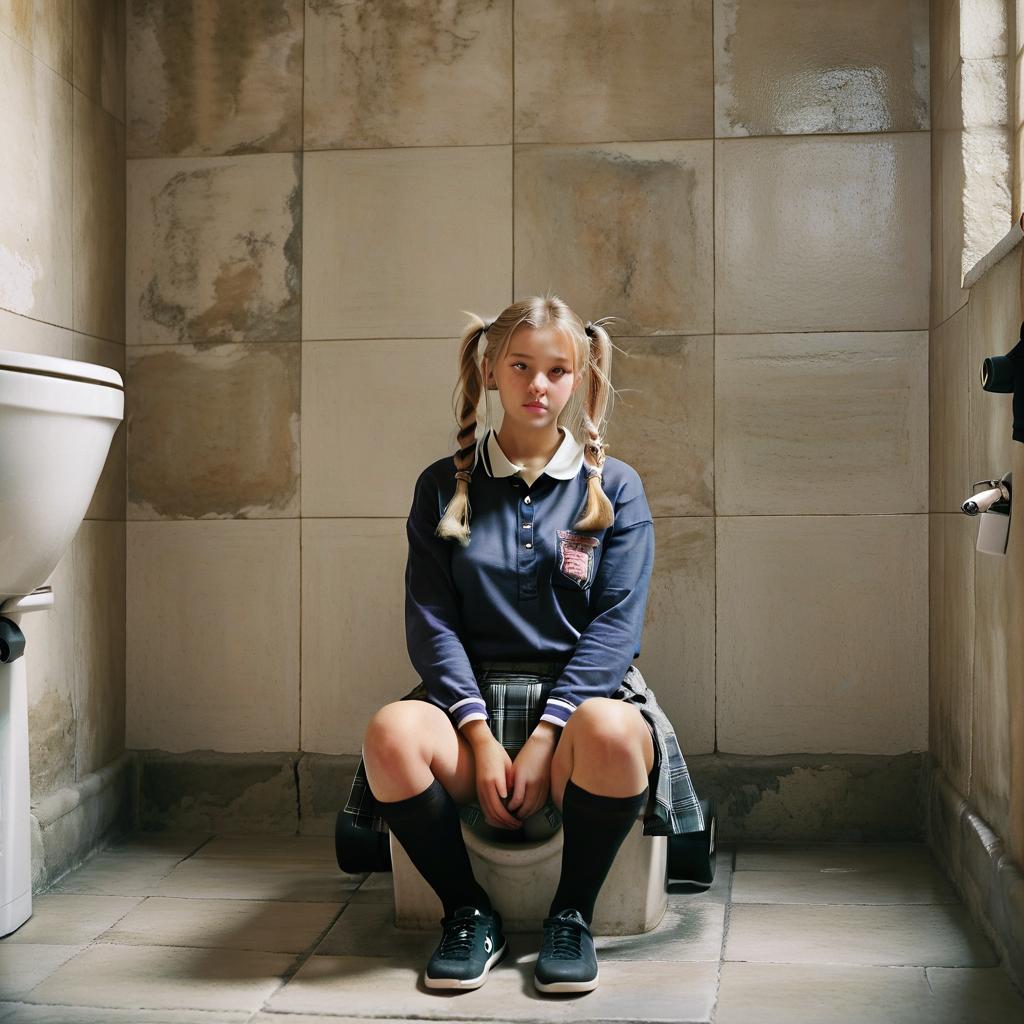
[548,779,649,925]
[374,777,492,919]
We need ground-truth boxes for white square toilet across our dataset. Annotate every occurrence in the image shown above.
[390,813,668,934]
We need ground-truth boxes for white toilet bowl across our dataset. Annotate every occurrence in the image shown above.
[0,349,124,937]
[391,813,668,934]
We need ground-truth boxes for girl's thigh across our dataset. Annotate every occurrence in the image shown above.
[364,699,477,805]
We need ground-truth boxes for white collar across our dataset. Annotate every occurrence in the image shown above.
[478,426,585,480]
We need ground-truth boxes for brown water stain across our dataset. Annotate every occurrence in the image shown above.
[127,343,300,519]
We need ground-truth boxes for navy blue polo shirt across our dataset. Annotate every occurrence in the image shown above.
[405,425,655,731]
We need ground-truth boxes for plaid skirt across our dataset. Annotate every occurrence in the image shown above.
[342,660,706,838]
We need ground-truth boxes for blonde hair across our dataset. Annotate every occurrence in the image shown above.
[435,294,618,546]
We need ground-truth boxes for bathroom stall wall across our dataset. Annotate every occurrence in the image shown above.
[124,0,931,841]
[928,0,1024,985]
[0,0,129,887]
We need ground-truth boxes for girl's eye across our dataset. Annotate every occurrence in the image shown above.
[510,362,569,377]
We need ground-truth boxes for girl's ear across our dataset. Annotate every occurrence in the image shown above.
[482,355,495,389]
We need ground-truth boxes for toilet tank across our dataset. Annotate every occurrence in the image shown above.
[0,350,124,604]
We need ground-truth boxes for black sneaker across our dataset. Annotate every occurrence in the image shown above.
[424,905,507,990]
[534,907,599,993]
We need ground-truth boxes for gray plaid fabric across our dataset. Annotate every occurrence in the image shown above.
[342,660,705,838]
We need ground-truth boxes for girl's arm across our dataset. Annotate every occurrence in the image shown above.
[539,468,655,730]
[404,468,491,731]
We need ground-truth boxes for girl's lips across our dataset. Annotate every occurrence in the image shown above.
[524,403,546,409]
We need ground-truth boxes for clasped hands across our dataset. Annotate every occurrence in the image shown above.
[461,719,559,829]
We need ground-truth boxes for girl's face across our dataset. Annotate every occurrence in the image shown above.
[483,324,581,431]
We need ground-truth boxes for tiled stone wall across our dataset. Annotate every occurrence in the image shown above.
[0,0,129,877]
[125,1,930,835]
[928,0,1024,992]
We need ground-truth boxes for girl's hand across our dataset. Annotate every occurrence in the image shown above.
[508,724,558,821]
[472,736,521,829]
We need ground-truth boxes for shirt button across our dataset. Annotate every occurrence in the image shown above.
[525,542,532,548]
[524,496,531,504]
[523,523,531,529]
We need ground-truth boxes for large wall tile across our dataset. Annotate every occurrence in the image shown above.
[515,0,712,143]
[966,243,1018,486]
[0,0,72,79]
[929,513,974,798]
[716,332,928,515]
[301,519,409,754]
[127,521,300,752]
[73,521,126,778]
[126,153,301,345]
[302,338,459,518]
[972,511,1018,842]
[305,0,511,150]
[515,142,713,336]
[302,146,511,340]
[76,334,127,522]
[715,134,930,333]
[937,124,968,326]
[127,343,300,520]
[640,517,715,755]
[714,0,928,136]
[964,245,1024,844]
[0,30,72,326]
[930,93,944,331]
[127,0,302,157]
[717,515,928,754]
[602,336,714,517]
[930,0,959,101]
[930,307,971,513]
[73,0,126,122]
[74,89,126,344]
[0,307,75,359]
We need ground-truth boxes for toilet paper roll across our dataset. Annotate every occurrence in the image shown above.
[980,320,1024,442]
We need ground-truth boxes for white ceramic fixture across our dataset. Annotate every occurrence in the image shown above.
[0,349,124,937]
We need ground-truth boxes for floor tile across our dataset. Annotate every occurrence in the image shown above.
[99,896,340,954]
[22,943,296,1012]
[152,858,360,903]
[45,855,186,897]
[726,904,1000,966]
[715,961,1024,1023]
[0,1003,250,1023]
[102,832,213,859]
[0,946,86,1001]
[731,866,960,904]
[315,902,437,958]
[0,895,142,945]
[267,952,719,1021]
[189,835,339,865]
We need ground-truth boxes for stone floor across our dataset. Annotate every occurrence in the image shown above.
[1,832,1023,1023]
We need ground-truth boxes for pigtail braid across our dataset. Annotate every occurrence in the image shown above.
[573,320,615,531]
[435,316,490,546]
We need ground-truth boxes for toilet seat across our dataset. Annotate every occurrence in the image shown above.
[0,348,123,389]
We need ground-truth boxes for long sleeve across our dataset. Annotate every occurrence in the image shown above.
[404,470,490,728]
[539,478,655,728]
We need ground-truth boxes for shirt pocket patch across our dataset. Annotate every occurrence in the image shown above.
[553,529,600,589]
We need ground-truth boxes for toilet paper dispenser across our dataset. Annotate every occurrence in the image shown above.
[962,474,1012,555]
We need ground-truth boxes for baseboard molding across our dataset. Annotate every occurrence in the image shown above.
[30,750,139,893]
[132,749,926,842]
[927,753,1024,992]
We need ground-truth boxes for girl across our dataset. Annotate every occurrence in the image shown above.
[342,295,704,994]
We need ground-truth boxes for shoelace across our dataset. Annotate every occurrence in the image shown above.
[542,917,584,959]
[436,915,479,961]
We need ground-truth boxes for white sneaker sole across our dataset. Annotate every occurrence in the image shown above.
[424,940,508,990]
[534,968,599,994]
